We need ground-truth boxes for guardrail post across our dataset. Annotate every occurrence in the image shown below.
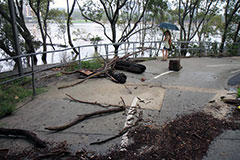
[154,42,157,56]
[133,43,136,58]
[105,44,108,61]
[150,42,152,57]
[178,41,181,57]
[78,47,81,69]
[31,55,36,96]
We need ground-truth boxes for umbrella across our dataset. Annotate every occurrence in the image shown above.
[159,22,179,31]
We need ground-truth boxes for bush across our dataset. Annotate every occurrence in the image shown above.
[226,43,240,56]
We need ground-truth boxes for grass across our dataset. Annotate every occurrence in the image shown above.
[0,77,47,118]
[64,59,104,72]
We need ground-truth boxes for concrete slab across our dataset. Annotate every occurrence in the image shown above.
[203,130,240,160]
[58,79,166,110]
[1,56,240,157]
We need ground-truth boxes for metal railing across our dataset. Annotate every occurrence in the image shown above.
[0,40,239,96]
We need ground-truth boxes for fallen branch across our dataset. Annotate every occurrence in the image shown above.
[45,107,125,131]
[61,69,93,76]
[58,69,109,89]
[124,85,132,94]
[222,99,240,105]
[119,48,147,60]
[58,49,148,89]
[58,57,119,89]
[0,128,47,148]
[66,94,130,108]
[90,111,143,145]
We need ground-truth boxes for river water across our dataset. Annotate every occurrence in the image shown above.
[0,22,162,72]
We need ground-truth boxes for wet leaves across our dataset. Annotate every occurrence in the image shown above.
[96,112,240,160]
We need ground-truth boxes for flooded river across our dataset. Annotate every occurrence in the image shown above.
[0,22,161,72]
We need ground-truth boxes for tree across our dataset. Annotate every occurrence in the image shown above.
[0,0,38,66]
[78,0,150,56]
[48,8,68,48]
[220,0,240,53]
[196,15,223,42]
[147,0,168,24]
[177,0,220,56]
[66,0,80,56]
[29,0,52,64]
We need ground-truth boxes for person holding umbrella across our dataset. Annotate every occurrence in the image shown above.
[159,22,179,61]
[162,30,172,61]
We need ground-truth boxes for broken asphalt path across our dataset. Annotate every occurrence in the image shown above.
[0,56,240,159]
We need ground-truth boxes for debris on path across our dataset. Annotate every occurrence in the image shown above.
[95,112,240,160]
[222,98,240,105]
[66,94,131,108]
[1,111,239,160]
[0,128,47,148]
[90,111,143,145]
[58,49,148,89]
[45,106,125,131]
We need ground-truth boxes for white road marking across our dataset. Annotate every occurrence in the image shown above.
[121,96,138,150]
[153,71,174,79]
[230,69,240,74]
[207,64,240,67]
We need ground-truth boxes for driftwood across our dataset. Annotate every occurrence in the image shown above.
[66,94,130,108]
[114,61,146,74]
[0,128,47,148]
[119,48,148,60]
[45,107,125,131]
[222,99,240,105]
[90,111,143,145]
[169,60,182,71]
[107,70,127,84]
[58,49,148,89]
[58,56,119,89]
[62,69,93,76]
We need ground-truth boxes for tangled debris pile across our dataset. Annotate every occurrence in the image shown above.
[95,112,240,160]
[1,111,239,160]
[59,49,147,89]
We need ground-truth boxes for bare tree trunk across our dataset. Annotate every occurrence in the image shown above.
[220,25,228,53]
[29,0,50,64]
[66,0,79,55]
[233,22,240,43]
[220,0,240,53]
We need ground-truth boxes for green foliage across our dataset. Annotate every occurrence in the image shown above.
[55,72,62,77]
[81,60,103,70]
[147,0,168,23]
[81,0,103,21]
[210,42,219,55]
[226,43,240,56]
[48,8,67,22]
[200,15,224,40]
[64,59,103,72]
[0,77,47,118]
[64,62,79,72]
[90,35,103,44]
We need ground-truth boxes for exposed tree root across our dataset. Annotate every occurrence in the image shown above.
[0,128,47,148]
[45,107,125,131]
